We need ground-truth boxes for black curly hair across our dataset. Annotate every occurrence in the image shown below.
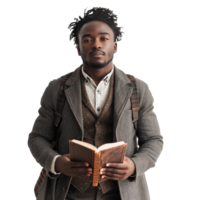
[68,7,123,45]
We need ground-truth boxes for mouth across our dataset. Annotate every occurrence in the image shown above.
[91,53,103,57]
[90,50,105,57]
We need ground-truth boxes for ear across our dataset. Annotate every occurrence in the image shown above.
[114,42,117,53]
[73,45,80,57]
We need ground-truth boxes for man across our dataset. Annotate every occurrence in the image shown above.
[28,7,163,200]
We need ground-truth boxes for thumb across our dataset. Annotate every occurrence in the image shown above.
[62,153,71,160]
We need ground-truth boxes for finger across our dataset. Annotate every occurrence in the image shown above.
[70,169,92,176]
[80,170,92,176]
[71,167,92,175]
[105,163,127,169]
[104,168,126,175]
[101,174,123,181]
[100,176,109,181]
[102,168,126,178]
[70,161,89,167]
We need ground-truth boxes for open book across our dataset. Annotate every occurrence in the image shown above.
[69,139,127,186]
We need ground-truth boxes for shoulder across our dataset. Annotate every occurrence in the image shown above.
[40,75,66,105]
[115,67,151,100]
[126,73,149,94]
[126,75,153,108]
[48,72,73,90]
[134,77,149,94]
[43,76,61,93]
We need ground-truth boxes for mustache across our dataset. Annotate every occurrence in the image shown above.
[89,49,105,56]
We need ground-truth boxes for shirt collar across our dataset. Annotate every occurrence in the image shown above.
[81,64,114,86]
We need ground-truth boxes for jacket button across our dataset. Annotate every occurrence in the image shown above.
[63,185,67,191]
[97,121,101,125]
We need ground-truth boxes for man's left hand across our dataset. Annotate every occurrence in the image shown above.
[99,156,135,181]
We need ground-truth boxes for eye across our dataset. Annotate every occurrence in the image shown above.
[84,38,108,42]
[101,37,108,41]
[84,40,89,42]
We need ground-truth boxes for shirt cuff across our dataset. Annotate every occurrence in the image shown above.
[50,155,62,175]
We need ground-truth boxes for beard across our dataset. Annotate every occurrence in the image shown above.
[82,56,113,69]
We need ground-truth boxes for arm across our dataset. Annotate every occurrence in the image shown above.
[129,81,163,181]
[28,81,61,179]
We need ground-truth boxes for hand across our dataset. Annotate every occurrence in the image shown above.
[99,156,135,181]
[55,153,92,178]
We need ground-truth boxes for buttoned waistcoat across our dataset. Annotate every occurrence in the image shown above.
[71,70,118,194]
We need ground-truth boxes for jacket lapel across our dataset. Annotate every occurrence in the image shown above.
[113,66,133,139]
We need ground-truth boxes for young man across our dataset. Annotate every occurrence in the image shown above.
[28,7,163,200]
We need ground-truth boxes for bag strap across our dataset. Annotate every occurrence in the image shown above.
[126,75,139,148]
[53,72,139,147]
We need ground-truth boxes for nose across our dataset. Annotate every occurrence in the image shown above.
[92,39,102,49]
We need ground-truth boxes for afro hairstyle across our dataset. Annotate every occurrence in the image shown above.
[65,5,128,47]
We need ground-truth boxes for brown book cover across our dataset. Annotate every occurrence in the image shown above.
[69,140,127,186]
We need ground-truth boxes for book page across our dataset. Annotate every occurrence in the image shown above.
[71,139,97,151]
[96,141,125,152]
[71,140,124,152]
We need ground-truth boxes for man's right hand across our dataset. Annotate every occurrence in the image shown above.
[55,153,93,178]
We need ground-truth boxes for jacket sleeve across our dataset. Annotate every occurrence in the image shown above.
[28,80,61,179]
[129,81,163,182]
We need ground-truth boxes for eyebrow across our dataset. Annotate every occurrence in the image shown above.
[82,32,110,39]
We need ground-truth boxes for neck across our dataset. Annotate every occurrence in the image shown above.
[83,62,113,85]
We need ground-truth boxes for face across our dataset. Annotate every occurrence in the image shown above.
[77,21,117,69]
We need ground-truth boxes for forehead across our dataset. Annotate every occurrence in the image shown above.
[78,21,114,39]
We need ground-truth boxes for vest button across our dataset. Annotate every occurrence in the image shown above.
[97,121,101,125]
[97,137,100,141]
[63,185,67,191]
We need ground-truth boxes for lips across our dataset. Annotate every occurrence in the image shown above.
[90,50,104,57]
